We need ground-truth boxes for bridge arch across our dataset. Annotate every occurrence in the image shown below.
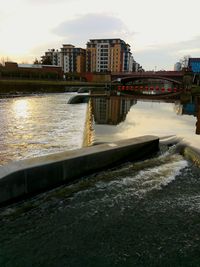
[119,75,182,85]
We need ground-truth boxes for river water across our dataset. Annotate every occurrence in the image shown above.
[0,93,200,266]
[0,93,86,165]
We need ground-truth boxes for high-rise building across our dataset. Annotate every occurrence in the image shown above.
[86,38,133,73]
[41,45,86,73]
[41,49,61,66]
[60,44,86,73]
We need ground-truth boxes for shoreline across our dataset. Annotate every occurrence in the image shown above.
[0,79,106,95]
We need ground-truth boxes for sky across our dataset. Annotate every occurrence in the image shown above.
[0,0,199,70]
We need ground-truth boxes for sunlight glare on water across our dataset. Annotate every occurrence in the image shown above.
[12,99,30,118]
[0,94,87,165]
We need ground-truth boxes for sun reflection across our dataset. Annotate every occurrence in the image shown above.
[12,99,30,118]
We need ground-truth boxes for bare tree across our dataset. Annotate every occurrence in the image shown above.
[0,57,5,66]
[179,55,191,69]
[0,57,11,66]
[33,58,41,64]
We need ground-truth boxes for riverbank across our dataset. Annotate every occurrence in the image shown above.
[1,78,200,96]
[191,85,200,95]
[0,79,106,95]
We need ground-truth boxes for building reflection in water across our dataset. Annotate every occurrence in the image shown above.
[195,97,200,135]
[90,94,200,148]
[181,96,200,135]
[91,96,137,125]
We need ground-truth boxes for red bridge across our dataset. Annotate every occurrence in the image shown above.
[111,71,185,85]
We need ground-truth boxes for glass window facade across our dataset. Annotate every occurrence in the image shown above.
[189,58,200,73]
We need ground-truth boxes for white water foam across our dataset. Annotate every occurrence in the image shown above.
[93,154,188,199]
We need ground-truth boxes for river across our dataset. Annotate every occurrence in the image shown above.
[0,93,87,165]
[0,93,200,266]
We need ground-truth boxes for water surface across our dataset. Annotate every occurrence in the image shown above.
[0,146,199,266]
[0,93,200,266]
[0,93,87,165]
[91,97,199,149]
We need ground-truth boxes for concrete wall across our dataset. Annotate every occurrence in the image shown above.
[0,136,159,206]
[182,146,200,167]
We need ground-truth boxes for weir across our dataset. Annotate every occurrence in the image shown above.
[0,135,159,206]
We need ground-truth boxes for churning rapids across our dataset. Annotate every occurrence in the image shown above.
[0,93,200,266]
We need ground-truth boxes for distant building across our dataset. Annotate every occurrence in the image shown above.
[18,63,42,69]
[41,49,61,66]
[41,38,141,74]
[129,56,134,72]
[132,60,144,72]
[174,62,182,71]
[188,58,200,73]
[1,62,63,79]
[41,45,86,73]
[60,44,86,73]
[4,62,18,68]
[86,38,133,73]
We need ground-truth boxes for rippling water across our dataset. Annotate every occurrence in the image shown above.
[0,94,200,266]
[93,99,199,149]
[0,93,87,165]
[0,146,200,266]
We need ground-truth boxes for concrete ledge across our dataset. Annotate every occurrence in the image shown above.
[67,94,90,104]
[0,135,159,206]
[67,94,108,104]
[182,146,200,167]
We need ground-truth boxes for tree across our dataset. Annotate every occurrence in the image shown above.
[20,61,28,64]
[179,55,191,69]
[33,58,41,64]
[0,56,11,66]
[41,56,52,65]
[183,75,193,90]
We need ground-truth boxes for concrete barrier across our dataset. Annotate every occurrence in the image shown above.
[0,135,159,206]
[67,94,90,104]
[67,94,108,104]
[182,146,200,167]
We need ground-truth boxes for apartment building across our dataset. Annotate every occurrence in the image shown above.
[86,38,133,73]
[41,45,86,73]
[60,44,86,73]
[41,49,62,66]
[41,39,135,74]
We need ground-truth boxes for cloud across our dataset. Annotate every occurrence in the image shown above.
[134,36,200,70]
[26,0,74,4]
[30,41,63,57]
[174,36,200,55]
[0,10,7,28]
[53,13,132,46]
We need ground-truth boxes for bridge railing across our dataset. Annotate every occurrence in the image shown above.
[116,85,190,93]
